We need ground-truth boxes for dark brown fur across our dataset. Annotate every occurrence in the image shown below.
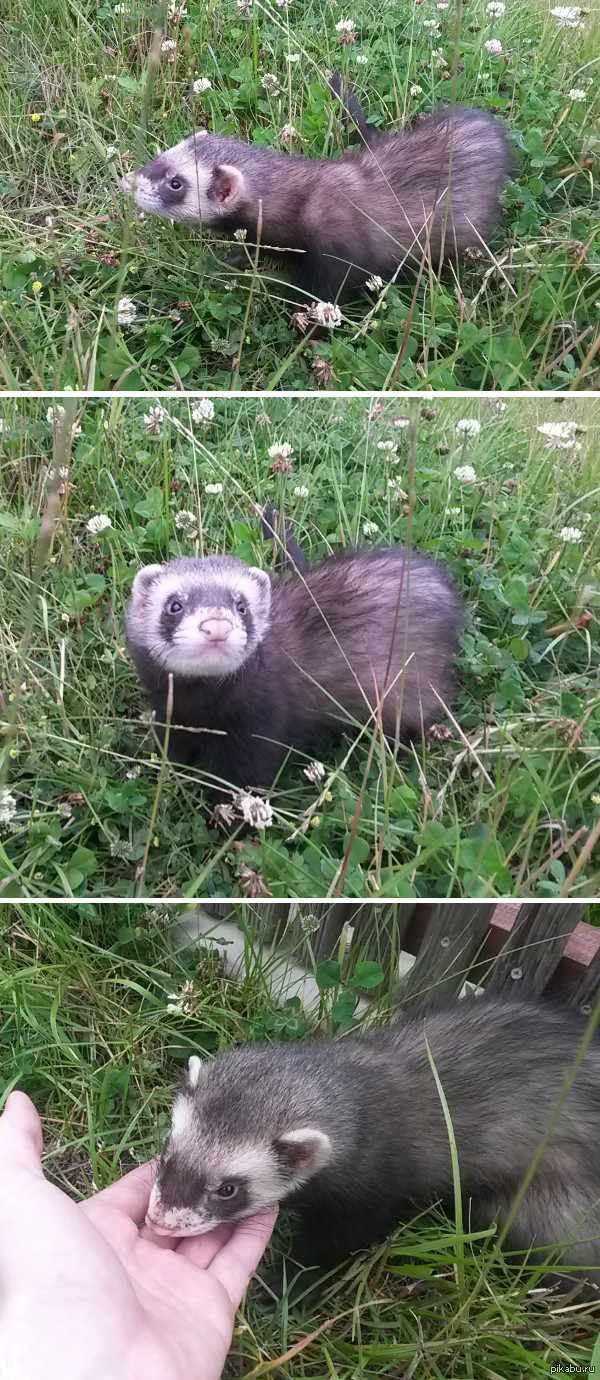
[126,99,512,300]
[126,548,463,792]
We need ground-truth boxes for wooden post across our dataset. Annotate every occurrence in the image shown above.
[480,902,584,998]
[394,903,497,1009]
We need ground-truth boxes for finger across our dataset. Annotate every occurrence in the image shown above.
[176,1222,235,1268]
[0,1090,44,1169]
[207,1208,278,1307]
[82,1160,157,1225]
[138,1223,181,1251]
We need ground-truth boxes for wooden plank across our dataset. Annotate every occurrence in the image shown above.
[395,903,497,1010]
[481,902,584,998]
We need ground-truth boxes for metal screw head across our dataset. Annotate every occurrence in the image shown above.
[440,936,451,949]
[510,967,522,981]
[581,1004,592,1017]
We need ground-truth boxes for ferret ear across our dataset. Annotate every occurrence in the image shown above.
[275,1127,332,1175]
[247,567,272,635]
[209,163,246,209]
[131,564,163,600]
[186,1055,207,1090]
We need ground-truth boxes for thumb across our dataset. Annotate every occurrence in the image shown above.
[0,1090,44,1170]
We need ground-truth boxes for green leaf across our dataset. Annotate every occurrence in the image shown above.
[331,992,357,1022]
[315,959,342,990]
[509,637,529,662]
[349,962,385,989]
[341,834,370,865]
[503,576,529,606]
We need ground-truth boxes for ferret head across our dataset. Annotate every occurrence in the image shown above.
[126,556,271,678]
[121,134,248,227]
[146,1052,332,1237]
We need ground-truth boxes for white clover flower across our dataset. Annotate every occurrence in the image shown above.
[550,6,583,26]
[235,792,274,828]
[437,3,449,8]
[46,405,81,436]
[377,440,397,453]
[394,416,410,429]
[205,482,223,495]
[261,73,280,93]
[559,526,583,543]
[45,215,54,227]
[174,509,197,530]
[114,3,128,12]
[193,77,212,94]
[168,1,188,17]
[233,227,248,241]
[388,480,408,500]
[335,18,357,33]
[87,513,112,534]
[431,46,446,66]
[355,53,368,64]
[126,764,142,779]
[449,506,461,515]
[537,420,578,449]
[0,419,4,434]
[366,274,383,291]
[485,38,503,53]
[423,18,441,28]
[0,790,17,825]
[161,38,176,53]
[454,465,478,484]
[286,52,301,62]
[268,442,295,466]
[237,0,252,13]
[568,87,586,100]
[275,0,291,8]
[167,979,197,1015]
[486,1,506,15]
[363,520,380,536]
[117,296,137,325]
[143,404,165,434]
[280,123,301,142]
[293,484,309,497]
[456,418,481,438]
[191,397,215,424]
[105,145,118,158]
[304,760,326,783]
[410,83,423,95]
[309,300,343,327]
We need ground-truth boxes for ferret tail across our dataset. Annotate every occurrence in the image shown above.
[328,72,381,147]
[262,504,308,574]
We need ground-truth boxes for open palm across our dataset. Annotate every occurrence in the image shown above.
[0,1091,276,1380]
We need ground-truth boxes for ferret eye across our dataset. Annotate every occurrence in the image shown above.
[169,178,182,190]
[235,599,246,615]
[216,1182,237,1199]
[167,599,183,615]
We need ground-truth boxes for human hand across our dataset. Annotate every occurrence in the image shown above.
[0,1090,276,1380]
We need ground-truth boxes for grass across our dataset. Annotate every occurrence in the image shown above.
[0,392,599,899]
[1,899,599,1378]
[1,0,599,390]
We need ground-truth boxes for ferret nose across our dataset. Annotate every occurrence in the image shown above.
[144,1211,175,1235]
[121,172,134,194]
[200,618,232,642]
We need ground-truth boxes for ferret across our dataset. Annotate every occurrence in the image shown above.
[125,547,463,791]
[121,79,512,301]
[146,999,600,1282]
